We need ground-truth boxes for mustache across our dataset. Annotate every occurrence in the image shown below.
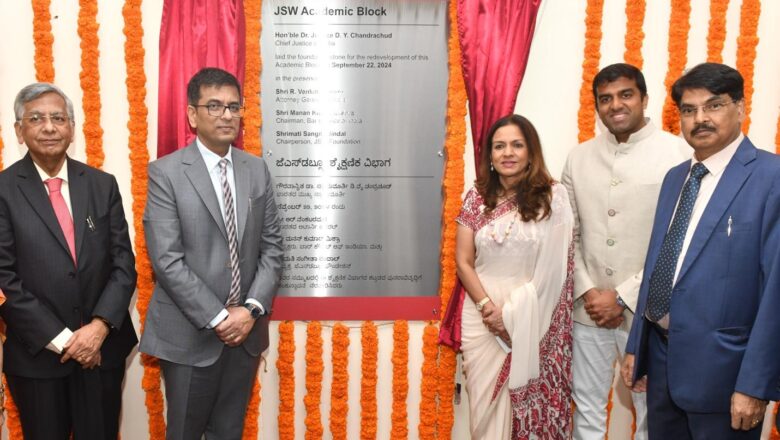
[691,124,715,135]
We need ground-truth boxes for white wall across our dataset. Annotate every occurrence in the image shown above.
[0,1,778,439]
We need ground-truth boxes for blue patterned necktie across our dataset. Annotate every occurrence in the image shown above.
[646,162,709,322]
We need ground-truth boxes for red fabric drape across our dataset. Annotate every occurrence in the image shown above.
[157,0,246,158]
[458,0,542,168]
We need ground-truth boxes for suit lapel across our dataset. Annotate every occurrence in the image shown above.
[69,159,88,266]
[233,152,250,247]
[182,144,228,240]
[15,155,74,263]
[676,138,756,283]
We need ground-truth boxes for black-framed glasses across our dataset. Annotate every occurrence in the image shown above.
[193,103,244,118]
[18,113,70,127]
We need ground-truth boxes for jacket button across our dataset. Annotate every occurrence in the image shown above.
[610,179,620,187]
[68,272,76,278]
[605,268,614,276]
[608,209,616,216]
[607,238,615,246]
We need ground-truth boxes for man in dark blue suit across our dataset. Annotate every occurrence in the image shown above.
[621,63,780,439]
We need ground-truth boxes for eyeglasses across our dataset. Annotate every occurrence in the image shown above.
[18,113,70,127]
[678,99,738,118]
[193,103,244,118]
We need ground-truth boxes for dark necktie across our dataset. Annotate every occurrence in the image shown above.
[45,178,77,265]
[646,163,709,321]
[219,159,241,306]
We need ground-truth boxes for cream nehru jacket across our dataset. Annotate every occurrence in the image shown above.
[561,119,689,330]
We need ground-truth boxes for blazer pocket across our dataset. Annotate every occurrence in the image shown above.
[715,325,751,346]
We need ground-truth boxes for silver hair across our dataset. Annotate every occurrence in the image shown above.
[14,82,76,123]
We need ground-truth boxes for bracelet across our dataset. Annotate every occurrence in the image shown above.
[476,296,492,312]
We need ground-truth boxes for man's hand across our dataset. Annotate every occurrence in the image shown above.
[215,306,254,347]
[584,289,625,327]
[621,354,647,392]
[730,391,767,431]
[61,318,109,367]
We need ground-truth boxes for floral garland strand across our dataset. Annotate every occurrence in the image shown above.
[661,0,692,135]
[771,402,780,439]
[776,112,780,155]
[706,0,730,63]
[361,321,378,440]
[242,378,261,439]
[0,125,5,170]
[243,0,262,156]
[735,0,760,133]
[123,1,165,437]
[277,321,296,440]
[435,0,467,435]
[577,0,604,143]
[330,323,350,440]
[3,375,23,440]
[32,0,55,82]
[305,321,324,439]
[78,0,104,168]
[623,0,645,69]
[418,322,439,440]
[391,320,409,439]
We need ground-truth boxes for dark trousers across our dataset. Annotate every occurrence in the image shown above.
[646,327,761,440]
[161,346,261,440]
[6,366,126,440]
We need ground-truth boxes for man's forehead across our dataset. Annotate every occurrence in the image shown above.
[597,78,639,95]
[679,88,722,103]
[25,92,67,109]
[199,84,239,99]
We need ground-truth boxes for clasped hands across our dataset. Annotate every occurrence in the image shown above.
[60,318,109,368]
[480,301,511,346]
[583,288,624,328]
[215,306,254,347]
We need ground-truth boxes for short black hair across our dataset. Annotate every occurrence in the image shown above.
[592,63,647,102]
[671,62,744,106]
[187,67,242,105]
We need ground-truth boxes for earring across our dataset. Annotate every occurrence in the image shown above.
[490,163,494,172]
[526,163,531,170]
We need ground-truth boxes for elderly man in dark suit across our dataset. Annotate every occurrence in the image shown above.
[140,67,283,439]
[0,83,137,439]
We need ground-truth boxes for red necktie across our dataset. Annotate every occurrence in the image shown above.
[44,178,77,265]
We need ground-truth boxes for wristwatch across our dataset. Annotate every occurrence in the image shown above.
[616,295,627,310]
[243,303,262,319]
[475,297,492,312]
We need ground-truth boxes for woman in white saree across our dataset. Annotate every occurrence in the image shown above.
[456,115,574,439]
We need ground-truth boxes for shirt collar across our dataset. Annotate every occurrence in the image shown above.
[605,118,656,151]
[691,133,744,178]
[196,137,233,172]
[33,158,69,184]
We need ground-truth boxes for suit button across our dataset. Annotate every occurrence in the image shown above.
[607,239,615,246]
[605,268,614,276]
[68,272,76,278]
[608,209,616,216]
[610,179,620,187]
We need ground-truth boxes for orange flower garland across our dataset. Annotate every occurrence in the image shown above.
[330,323,350,440]
[418,322,439,440]
[242,377,261,439]
[776,113,780,154]
[78,0,104,168]
[735,0,760,133]
[577,0,604,143]
[623,0,645,69]
[661,0,691,135]
[391,320,409,439]
[243,0,262,156]
[361,321,378,440]
[305,321,324,439]
[32,0,55,82]
[0,125,4,170]
[771,402,780,439]
[706,0,730,63]
[3,375,23,440]
[277,321,296,440]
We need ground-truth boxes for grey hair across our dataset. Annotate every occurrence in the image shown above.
[14,82,76,123]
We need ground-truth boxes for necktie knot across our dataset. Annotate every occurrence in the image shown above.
[690,163,709,181]
[219,158,229,173]
[45,177,63,193]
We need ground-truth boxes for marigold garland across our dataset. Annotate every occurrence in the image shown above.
[577,0,604,143]
[32,0,55,82]
[3,375,23,440]
[78,0,104,168]
[361,321,378,440]
[242,377,261,439]
[605,388,613,440]
[623,0,645,69]
[661,0,691,135]
[776,113,780,155]
[391,320,409,439]
[735,0,760,133]
[304,321,324,439]
[0,125,5,171]
[418,322,439,440]
[330,323,350,440]
[706,0,730,63]
[277,321,296,440]
[771,402,780,439]
[243,0,262,156]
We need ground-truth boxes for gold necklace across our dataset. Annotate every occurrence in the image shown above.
[488,209,518,244]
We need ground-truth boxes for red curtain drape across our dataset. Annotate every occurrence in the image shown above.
[157,0,246,158]
[458,0,542,168]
